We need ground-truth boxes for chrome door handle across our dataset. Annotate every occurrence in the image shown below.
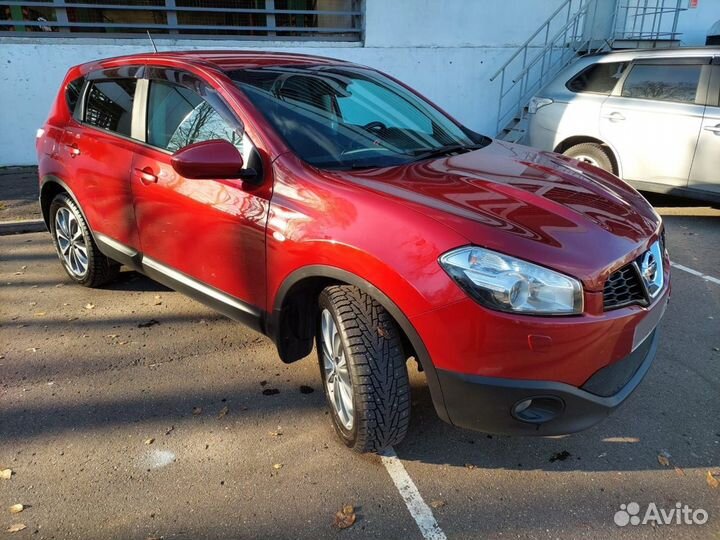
[134,167,158,185]
[602,112,625,122]
[703,125,720,135]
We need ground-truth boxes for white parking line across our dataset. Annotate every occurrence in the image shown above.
[380,447,447,540]
[671,262,720,286]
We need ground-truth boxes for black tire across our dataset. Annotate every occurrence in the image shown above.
[317,285,411,453]
[563,142,614,173]
[49,193,120,287]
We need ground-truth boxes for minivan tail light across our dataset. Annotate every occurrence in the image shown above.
[528,97,553,114]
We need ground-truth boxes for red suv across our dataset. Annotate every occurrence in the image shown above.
[37,52,670,453]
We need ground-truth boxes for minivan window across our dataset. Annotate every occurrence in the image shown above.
[146,80,244,153]
[567,62,627,94]
[65,76,85,116]
[621,64,702,103]
[84,79,137,137]
[227,65,487,170]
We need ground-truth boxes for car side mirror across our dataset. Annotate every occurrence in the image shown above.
[171,139,260,182]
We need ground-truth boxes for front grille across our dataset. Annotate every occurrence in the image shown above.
[603,263,645,310]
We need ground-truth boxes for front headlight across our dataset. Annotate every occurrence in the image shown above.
[439,246,583,315]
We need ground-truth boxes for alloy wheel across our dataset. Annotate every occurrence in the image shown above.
[55,206,89,278]
[321,308,354,430]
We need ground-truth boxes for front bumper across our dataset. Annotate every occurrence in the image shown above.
[436,329,659,436]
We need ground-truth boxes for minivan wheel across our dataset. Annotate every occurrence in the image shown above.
[316,285,411,453]
[49,193,119,287]
[563,142,614,173]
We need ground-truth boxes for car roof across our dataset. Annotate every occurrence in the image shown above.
[82,50,356,73]
[586,46,720,63]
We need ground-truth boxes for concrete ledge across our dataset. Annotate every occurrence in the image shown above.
[0,219,46,236]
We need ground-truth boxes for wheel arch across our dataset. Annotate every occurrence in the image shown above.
[554,135,622,177]
[268,265,450,424]
[40,175,93,236]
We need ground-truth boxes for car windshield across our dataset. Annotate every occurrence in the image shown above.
[226,65,489,170]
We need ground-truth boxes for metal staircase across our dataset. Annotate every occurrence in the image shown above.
[490,0,685,143]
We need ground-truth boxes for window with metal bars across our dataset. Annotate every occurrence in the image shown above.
[0,0,363,40]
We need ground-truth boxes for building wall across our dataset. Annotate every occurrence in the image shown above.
[0,0,716,166]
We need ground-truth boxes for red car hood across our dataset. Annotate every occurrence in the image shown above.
[327,140,661,291]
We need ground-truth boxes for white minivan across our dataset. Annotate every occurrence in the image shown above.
[527,47,720,203]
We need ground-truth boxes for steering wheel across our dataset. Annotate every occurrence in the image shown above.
[362,121,387,132]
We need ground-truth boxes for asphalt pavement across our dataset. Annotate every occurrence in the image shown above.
[1,196,719,539]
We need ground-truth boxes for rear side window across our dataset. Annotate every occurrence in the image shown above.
[84,79,137,137]
[621,64,701,103]
[65,76,85,115]
[146,80,243,153]
[566,62,627,94]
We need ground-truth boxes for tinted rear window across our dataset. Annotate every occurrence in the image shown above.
[566,62,627,94]
[65,76,85,115]
[84,79,137,137]
[621,64,701,103]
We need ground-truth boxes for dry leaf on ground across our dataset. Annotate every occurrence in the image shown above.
[430,500,446,509]
[192,407,202,416]
[0,469,12,479]
[7,524,26,533]
[707,471,720,489]
[217,406,229,418]
[144,438,155,445]
[334,505,356,529]
[8,504,23,514]
[84,303,95,310]
[657,450,672,467]
[273,463,283,470]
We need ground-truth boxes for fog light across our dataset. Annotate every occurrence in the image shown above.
[512,396,564,424]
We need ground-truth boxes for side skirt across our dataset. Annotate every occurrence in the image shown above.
[95,233,264,333]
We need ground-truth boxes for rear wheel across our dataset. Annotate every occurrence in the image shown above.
[563,142,614,173]
[49,193,119,287]
[317,285,411,453]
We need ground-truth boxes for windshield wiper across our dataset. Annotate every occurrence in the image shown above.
[409,143,485,162]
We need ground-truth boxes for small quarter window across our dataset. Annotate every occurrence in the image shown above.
[84,79,137,137]
[621,64,702,104]
[566,62,627,94]
[65,76,85,115]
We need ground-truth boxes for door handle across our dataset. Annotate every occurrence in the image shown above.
[602,112,625,122]
[703,124,720,135]
[65,143,80,157]
[134,167,158,185]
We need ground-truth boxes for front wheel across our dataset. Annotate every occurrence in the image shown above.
[317,285,411,453]
[563,142,614,173]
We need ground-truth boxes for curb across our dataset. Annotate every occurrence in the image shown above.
[0,219,46,236]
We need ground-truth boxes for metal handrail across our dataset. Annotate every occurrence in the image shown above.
[490,0,580,82]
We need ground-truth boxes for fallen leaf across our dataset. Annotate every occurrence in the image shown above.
[144,438,155,445]
[7,524,26,533]
[657,450,672,467]
[430,499,446,509]
[269,429,283,437]
[299,385,314,394]
[707,471,720,489]
[25,347,39,353]
[165,425,175,435]
[262,388,280,396]
[106,334,119,339]
[0,468,12,479]
[8,504,23,514]
[84,303,95,310]
[192,407,202,416]
[334,505,356,529]
[464,463,476,470]
[34,311,46,317]
[674,466,685,476]
[217,406,229,418]
[273,463,283,470]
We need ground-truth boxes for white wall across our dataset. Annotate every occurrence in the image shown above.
[0,0,716,166]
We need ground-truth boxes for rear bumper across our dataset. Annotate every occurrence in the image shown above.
[436,329,659,436]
